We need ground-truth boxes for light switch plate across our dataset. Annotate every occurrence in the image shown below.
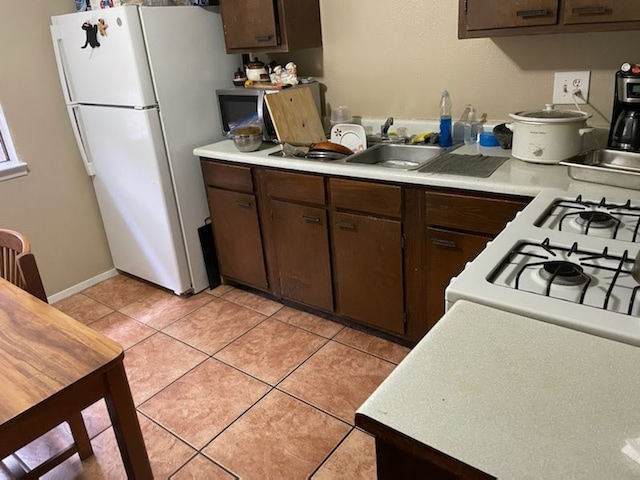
[552,71,590,104]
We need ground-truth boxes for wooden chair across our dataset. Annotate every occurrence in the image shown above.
[0,229,94,478]
[0,229,47,303]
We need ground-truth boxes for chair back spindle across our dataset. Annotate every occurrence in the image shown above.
[0,229,47,303]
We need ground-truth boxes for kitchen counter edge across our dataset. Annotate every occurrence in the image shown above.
[355,299,640,479]
[194,140,638,199]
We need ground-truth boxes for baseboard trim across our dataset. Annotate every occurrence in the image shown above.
[48,269,119,304]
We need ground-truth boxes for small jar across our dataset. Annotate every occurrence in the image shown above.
[233,68,247,87]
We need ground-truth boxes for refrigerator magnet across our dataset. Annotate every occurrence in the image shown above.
[98,19,108,36]
[81,21,100,49]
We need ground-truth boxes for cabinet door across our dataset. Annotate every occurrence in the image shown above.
[332,212,404,335]
[425,227,488,330]
[272,200,333,311]
[207,187,268,290]
[564,0,640,24]
[220,0,278,50]
[465,0,559,30]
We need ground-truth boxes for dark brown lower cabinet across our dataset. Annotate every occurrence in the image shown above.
[425,227,488,330]
[422,189,528,332]
[206,187,268,291]
[331,211,404,335]
[271,200,333,311]
[200,158,530,344]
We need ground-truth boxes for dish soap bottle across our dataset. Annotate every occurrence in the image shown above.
[439,90,452,147]
[464,104,477,144]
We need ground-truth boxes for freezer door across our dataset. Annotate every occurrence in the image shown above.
[74,104,191,294]
[51,6,155,107]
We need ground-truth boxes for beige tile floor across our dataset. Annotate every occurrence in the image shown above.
[1,274,411,479]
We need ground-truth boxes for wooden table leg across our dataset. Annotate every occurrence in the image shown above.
[67,412,93,459]
[104,361,153,480]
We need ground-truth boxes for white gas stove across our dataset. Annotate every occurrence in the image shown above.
[446,188,640,346]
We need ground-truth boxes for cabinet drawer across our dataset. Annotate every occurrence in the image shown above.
[330,178,402,218]
[564,0,640,24]
[263,170,325,205]
[466,0,559,30]
[425,191,526,236]
[201,161,253,193]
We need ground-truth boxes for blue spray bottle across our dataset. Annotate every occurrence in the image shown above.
[439,90,452,148]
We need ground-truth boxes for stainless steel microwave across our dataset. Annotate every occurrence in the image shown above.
[216,82,322,142]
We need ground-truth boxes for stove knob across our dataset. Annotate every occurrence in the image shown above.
[529,145,544,156]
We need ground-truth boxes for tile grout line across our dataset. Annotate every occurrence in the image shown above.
[69,280,386,477]
[307,425,356,479]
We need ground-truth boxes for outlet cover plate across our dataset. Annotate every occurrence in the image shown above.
[553,71,590,104]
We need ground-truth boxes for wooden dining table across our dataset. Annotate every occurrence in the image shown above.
[0,277,152,478]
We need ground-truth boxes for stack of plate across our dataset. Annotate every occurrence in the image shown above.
[306,150,348,160]
[305,140,354,161]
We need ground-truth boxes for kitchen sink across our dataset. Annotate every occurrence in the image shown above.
[346,143,445,170]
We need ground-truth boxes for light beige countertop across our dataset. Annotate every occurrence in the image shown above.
[194,140,637,199]
[356,300,640,479]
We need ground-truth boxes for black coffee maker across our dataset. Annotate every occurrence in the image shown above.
[607,62,640,152]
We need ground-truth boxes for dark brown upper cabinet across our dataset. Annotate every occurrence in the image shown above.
[220,0,322,54]
[459,0,640,38]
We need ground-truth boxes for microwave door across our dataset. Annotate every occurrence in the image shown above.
[217,91,262,134]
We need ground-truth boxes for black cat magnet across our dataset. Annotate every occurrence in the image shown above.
[81,21,100,49]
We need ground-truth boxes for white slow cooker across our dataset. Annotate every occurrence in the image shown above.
[507,104,594,164]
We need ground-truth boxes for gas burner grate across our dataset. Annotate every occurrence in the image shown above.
[494,238,638,316]
[537,195,640,242]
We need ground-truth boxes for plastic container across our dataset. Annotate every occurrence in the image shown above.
[464,105,478,145]
[439,90,452,148]
[330,106,353,126]
[479,132,500,147]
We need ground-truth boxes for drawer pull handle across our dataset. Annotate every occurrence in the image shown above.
[302,215,321,223]
[255,34,273,42]
[572,6,607,15]
[431,238,457,248]
[336,221,356,230]
[516,9,549,18]
[236,200,251,208]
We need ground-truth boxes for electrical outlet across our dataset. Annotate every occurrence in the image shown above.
[552,71,590,104]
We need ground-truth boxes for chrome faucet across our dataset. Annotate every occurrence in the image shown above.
[381,117,394,138]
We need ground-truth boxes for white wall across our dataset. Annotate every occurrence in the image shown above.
[272,0,640,128]
[0,1,113,296]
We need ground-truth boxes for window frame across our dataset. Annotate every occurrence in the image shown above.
[0,103,28,182]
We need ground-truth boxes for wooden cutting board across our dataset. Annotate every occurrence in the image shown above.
[265,87,326,144]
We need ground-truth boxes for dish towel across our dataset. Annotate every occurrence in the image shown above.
[622,437,640,464]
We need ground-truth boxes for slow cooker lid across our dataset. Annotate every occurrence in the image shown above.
[511,104,591,122]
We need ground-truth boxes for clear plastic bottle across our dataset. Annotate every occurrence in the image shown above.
[464,105,477,145]
[439,90,452,148]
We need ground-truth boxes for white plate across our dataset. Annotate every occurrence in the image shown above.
[330,124,367,153]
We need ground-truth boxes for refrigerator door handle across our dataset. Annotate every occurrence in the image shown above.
[50,25,73,105]
[52,25,95,176]
[67,105,96,177]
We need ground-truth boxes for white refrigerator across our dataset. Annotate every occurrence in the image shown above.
[51,6,239,294]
